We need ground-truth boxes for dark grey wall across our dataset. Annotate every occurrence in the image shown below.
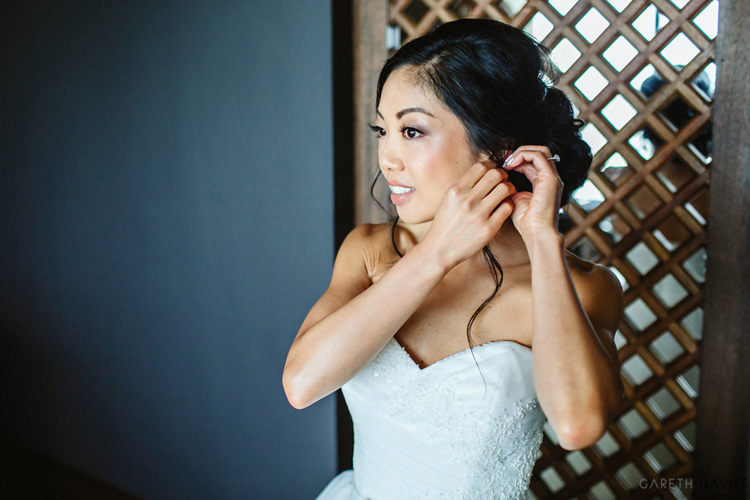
[0,1,336,498]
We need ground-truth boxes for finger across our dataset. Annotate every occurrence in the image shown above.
[472,167,508,199]
[455,160,495,190]
[480,180,516,212]
[488,199,514,228]
[503,149,554,176]
[510,191,533,205]
[509,191,532,225]
[503,150,561,188]
[503,145,551,167]
[504,149,554,170]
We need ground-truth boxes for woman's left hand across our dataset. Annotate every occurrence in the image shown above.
[503,146,563,242]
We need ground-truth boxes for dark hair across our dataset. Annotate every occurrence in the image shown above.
[377,18,591,202]
[375,19,592,350]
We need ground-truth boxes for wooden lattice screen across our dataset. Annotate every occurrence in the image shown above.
[353,0,718,498]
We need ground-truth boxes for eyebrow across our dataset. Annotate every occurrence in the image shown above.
[376,107,436,120]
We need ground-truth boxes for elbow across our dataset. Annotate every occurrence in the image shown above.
[551,387,623,450]
[282,367,315,410]
[554,413,608,451]
[286,394,311,411]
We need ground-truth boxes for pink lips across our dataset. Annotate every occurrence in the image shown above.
[387,180,415,206]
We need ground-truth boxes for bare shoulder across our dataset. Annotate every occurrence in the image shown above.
[336,223,398,283]
[565,251,622,295]
[295,224,393,338]
[347,222,393,243]
[565,251,624,332]
[340,223,395,259]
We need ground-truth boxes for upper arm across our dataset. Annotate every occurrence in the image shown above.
[295,225,376,338]
[572,262,625,368]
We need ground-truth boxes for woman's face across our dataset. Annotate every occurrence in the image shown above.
[374,67,479,224]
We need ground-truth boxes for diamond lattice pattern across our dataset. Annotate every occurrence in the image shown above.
[387,0,715,498]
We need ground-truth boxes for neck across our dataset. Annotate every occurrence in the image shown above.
[487,221,531,267]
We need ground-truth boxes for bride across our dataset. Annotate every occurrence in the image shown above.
[283,18,624,499]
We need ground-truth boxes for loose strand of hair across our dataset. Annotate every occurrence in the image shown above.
[390,216,402,257]
[466,245,504,349]
[369,170,390,214]
[466,245,504,394]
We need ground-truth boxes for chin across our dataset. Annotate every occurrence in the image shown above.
[395,206,433,225]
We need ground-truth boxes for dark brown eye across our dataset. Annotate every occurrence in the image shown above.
[402,127,422,139]
[368,124,386,138]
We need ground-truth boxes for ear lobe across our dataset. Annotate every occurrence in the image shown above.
[476,151,497,166]
[477,150,512,167]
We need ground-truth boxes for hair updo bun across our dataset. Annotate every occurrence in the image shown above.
[376,18,592,205]
[535,87,592,204]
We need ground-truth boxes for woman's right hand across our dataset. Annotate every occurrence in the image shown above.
[421,160,516,270]
[284,163,514,409]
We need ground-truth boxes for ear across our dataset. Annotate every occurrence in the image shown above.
[476,150,511,167]
[475,150,495,165]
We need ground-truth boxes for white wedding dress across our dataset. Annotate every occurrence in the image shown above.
[316,337,545,500]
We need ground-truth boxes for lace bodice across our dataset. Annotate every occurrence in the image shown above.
[337,337,545,500]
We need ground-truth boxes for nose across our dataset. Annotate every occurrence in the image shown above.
[379,135,404,172]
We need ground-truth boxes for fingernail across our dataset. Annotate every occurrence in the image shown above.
[503,154,513,167]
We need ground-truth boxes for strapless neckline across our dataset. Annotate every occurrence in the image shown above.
[388,336,532,372]
[319,333,545,499]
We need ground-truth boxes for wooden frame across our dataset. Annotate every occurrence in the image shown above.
[694,0,750,497]
[353,1,389,226]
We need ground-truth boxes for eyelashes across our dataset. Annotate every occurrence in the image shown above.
[368,123,385,137]
[402,127,423,139]
[368,124,424,139]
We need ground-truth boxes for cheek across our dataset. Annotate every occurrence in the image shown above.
[440,157,473,186]
[426,171,461,204]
